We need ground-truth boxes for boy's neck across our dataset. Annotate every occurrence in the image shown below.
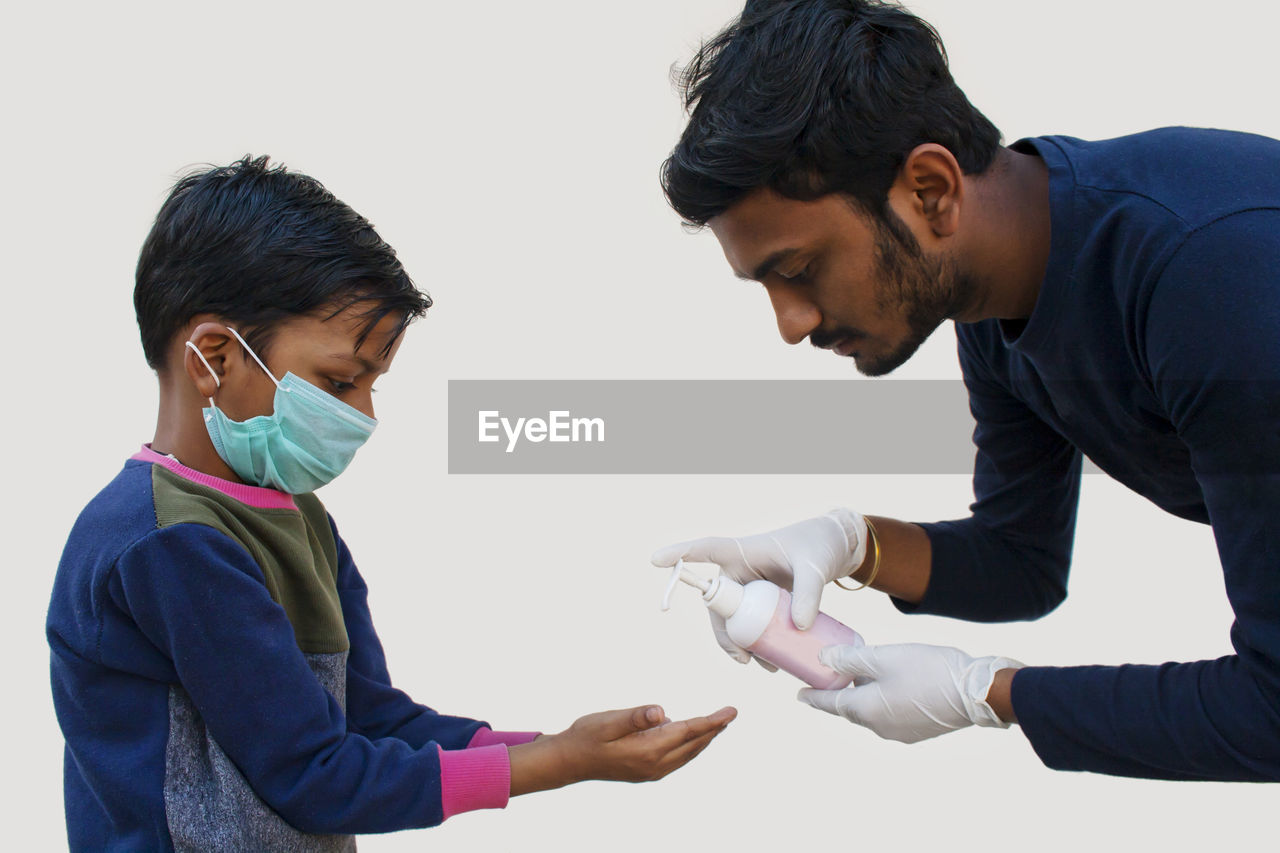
[152,370,247,485]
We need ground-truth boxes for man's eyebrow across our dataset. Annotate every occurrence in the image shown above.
[737,248,799,282]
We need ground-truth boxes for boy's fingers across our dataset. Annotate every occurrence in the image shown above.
[642,707,736,747]
[593,705,667,740]
[711,705,738,723]
[656,727,725,775]
[676,724,725,756]
[624,705,666,735]
[681,706,737,734]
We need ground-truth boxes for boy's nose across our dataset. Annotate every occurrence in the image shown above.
[353,393,376,421]
[764,280,822,345]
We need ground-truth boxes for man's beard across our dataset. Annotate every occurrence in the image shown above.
[856,208,976,377]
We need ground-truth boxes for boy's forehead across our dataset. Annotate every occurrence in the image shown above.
[279,305,407,364]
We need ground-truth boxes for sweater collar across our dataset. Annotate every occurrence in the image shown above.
[131,444,297,510]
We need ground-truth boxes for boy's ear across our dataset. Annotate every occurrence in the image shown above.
[182,322,237,398]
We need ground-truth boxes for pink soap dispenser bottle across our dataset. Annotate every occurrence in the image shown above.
[662,560,865,690]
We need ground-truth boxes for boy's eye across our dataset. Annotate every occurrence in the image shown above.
[781,265,811,284]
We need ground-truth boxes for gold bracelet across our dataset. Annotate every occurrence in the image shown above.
[834,516,880,591]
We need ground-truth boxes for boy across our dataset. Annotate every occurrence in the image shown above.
[47,156,734,851]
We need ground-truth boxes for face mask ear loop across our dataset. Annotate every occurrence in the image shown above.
[185,341,221,406]
[223,326,286,392]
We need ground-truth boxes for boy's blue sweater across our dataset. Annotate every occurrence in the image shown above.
[47,452,509,850]
[911,127,1280,780]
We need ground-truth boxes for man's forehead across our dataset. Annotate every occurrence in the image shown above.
[709,189,790,280]
[708,188,860,280]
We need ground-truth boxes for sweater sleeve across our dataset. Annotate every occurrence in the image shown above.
[901,327,1084,621]
[329,516,538,752]
[1012,210,1280,780]
[111,522,504,834]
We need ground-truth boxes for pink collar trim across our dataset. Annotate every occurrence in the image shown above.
[131,445,297,510]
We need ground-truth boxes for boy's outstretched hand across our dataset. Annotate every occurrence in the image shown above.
[509,705,737,796]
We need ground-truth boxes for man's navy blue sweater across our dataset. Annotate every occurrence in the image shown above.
[911,127,1280,781]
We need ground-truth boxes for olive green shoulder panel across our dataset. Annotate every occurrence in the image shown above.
[151,466,349,653]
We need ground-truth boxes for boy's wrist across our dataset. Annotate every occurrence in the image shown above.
[508,733,580,796]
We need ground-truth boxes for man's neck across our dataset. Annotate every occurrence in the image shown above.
[956,146,1052,323]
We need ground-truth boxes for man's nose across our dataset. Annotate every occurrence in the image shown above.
[764,280,822,345]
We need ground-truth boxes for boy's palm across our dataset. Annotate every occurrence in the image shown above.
[561,704,737,783]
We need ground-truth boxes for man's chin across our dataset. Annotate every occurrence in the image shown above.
[853,357,898,378]
[852,339,922,377]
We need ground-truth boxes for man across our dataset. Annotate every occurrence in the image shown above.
[652,0,1280,781]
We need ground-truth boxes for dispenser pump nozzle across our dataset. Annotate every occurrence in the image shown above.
[661,559,710,610]
[660,559,745,619]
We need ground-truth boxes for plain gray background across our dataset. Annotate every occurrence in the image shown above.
[6,1,1275,849]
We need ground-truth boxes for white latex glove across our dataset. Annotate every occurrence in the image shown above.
[798,643,1023,744]
[651,509,868,664]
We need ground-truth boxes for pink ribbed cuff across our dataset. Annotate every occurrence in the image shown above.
[466,728,541,748]
[132,445,296,510]
[438,743,510,820]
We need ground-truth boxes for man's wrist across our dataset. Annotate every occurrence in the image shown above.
[842,518,932,603]
[961,656,1022,728]
[984,667,1019,724]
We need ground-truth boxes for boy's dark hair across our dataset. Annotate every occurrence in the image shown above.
[661,0,1001,226]
[134,155,430,370]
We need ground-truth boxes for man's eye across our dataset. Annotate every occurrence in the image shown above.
[330,379,356,393]
[782,266,811,283]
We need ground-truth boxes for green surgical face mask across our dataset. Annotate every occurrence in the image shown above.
[185,327,377,494]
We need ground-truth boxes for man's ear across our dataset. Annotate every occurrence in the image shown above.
[182,322,237,399]
[890,143,964,238]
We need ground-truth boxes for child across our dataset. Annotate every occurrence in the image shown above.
[46,156,735,851]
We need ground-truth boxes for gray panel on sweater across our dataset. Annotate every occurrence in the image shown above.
[164,651,354,852]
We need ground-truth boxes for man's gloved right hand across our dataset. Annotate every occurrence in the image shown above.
[650,509,868,664]
[798,643,1022,743]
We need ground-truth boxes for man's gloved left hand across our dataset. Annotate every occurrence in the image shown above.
[797,643,1023,744]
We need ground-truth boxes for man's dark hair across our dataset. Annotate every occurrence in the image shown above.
[134,155,430,370]
[662,0,1001,226]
